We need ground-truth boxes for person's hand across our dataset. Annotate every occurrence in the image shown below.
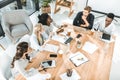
[82,15,87,21]
[62,22,69,27]
[81,15,89,27]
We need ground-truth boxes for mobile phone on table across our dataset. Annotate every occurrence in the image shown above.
[64,37,73,44]
[76,34,82,38]
[50,54,57,57]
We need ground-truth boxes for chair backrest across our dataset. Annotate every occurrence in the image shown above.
[0,71,6,80]
[1,9,33,43]
[0,53,12,80]
[2,10,28,25]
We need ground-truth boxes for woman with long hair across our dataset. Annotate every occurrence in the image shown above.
[11,42,51,80]
[30,23,47,51]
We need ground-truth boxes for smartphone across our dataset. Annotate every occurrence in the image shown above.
[50,54,57,57]
[76,34,82,38]
[64,37,73,44]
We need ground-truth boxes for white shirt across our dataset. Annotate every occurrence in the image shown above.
[42,21,60,38]
[11,58,51,80]
[93,18,115,35]
[30,33,43,51]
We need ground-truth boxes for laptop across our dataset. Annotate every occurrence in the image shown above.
[102,33,111,40]
[41,60,56,68]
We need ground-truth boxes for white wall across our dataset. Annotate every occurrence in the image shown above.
[74,0,87,12]
[87,0,120,17]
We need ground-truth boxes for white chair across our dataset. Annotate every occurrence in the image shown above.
[0,53,12,80]
[1,10,33,43]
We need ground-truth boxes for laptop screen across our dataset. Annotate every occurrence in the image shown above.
[41,60,56,68]
[102,33,111,40]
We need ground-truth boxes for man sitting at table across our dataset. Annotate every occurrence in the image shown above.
[93,13,115,35]
[73,6,94,30]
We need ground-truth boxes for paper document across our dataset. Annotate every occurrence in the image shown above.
[60,69,81,80]
[82,41,98,54]
[69,52,88,67]
[52,35,66,43]
[43,44,59,53]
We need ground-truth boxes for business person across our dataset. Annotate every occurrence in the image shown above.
[30,23,47,51]
[38,13,60,38]
[93,13,115,35]
[11,42,51,80]
[73,6,94,29]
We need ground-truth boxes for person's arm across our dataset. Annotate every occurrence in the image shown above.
[15,59,50,79]
[87,14,95,29]
[42,31,49,40]
[15,59,28,75]
[80,16,89,27]
[93,20,101,31]
[110,24,115,35]
[51,21,60,28]
[73,12,82,26]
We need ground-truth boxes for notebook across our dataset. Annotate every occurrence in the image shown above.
[69,52,89,67]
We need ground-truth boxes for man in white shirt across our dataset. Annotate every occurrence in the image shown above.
[93,13,115,35]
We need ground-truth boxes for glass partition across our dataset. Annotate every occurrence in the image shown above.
[21,0,36,15]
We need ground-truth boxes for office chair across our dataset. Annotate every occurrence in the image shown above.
[1,10,33,43]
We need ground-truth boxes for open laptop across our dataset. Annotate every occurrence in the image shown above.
[102,33,111,40]
[41,60,56,68]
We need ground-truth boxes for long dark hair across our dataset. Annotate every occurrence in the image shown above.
[38,13,49,25]
[11,42,28,68]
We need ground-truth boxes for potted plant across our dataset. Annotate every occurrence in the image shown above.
[41,0,52,13]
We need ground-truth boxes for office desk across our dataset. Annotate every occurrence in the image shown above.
[16,25,115,80]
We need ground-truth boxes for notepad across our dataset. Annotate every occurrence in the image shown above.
[69,52,89,67]
[82,41,98,54]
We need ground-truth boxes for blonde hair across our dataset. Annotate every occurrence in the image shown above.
[34,23,43,35]
[84,6,92,13]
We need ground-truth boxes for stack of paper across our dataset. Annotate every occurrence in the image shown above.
[43,44,59,53]
[60,69,81,80]
[69,52,89,67]
[82,41,98,54]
